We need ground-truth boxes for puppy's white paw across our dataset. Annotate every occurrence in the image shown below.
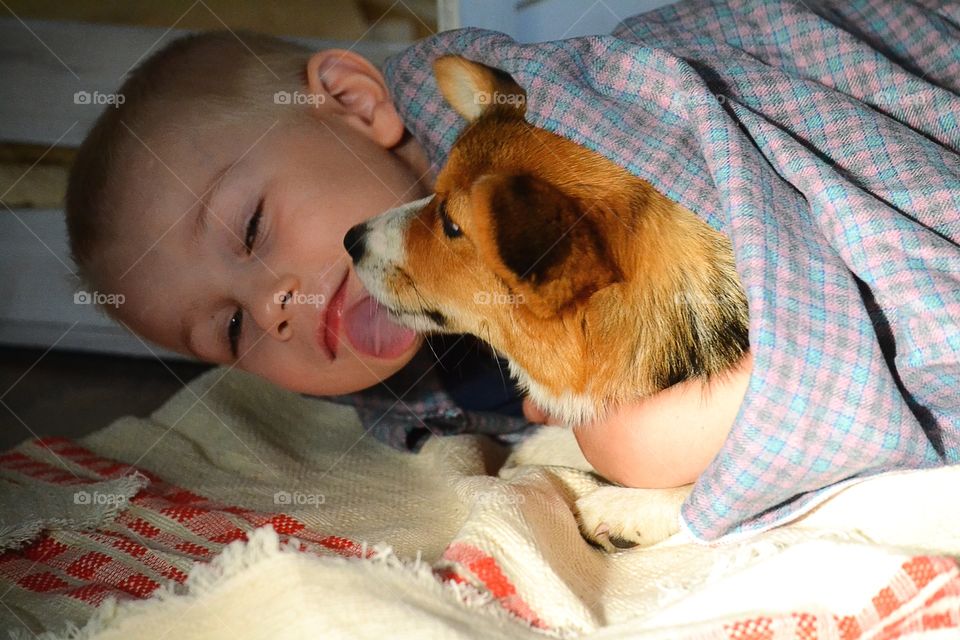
[575,485,691,551]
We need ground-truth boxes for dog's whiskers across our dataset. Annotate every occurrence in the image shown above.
[408,281,444,364]
[423,336,441,364]
[479,319,510,390]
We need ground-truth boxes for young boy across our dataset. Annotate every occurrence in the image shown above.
[65,31,751,490]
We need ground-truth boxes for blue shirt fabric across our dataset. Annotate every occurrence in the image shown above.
[326,334,533,451]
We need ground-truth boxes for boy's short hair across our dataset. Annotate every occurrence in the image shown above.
[65,31,314,299]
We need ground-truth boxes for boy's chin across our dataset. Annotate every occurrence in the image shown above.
[239,335,426,397]
[331,332,424,390]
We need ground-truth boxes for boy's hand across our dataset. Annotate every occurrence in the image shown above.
[522,352,753,489]
[521,397,554,425]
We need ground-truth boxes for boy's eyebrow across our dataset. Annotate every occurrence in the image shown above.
[193,164,232,244]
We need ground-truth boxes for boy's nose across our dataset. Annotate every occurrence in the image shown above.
[343,223,367,263]
[255,275,299,340]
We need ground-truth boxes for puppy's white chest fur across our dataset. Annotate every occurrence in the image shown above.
[507,360,599,426]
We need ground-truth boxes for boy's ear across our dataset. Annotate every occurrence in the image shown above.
[433,56,526,122]
[306,49,405,148]
[470,174,621,317]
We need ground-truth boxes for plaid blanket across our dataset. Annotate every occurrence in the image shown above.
[382,0,960,541]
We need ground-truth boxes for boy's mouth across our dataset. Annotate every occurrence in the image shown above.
[319,271,350,360]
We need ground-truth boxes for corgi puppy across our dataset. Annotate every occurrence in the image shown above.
[346,56,749,549]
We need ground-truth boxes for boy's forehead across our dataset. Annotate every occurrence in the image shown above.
[115,122,241,221]
[105,113,290,291]
[104,134,218,275]
[103,174,209,352]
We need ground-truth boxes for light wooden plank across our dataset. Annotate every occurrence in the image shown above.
[0,18,408,147]
[0,208,191,359]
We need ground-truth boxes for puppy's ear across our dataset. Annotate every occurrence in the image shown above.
[433,56,526,122]
[471,174,621,317]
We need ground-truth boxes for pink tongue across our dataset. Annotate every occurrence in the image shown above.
[344,296,418,359]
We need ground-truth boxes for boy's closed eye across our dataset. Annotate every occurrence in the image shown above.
[225,196,266,359]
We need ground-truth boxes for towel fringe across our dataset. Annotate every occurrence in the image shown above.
[26,524,542,640]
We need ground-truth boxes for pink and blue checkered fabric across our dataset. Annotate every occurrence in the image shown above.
[384,0,960,541]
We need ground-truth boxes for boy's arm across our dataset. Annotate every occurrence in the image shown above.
[523,352,753,488]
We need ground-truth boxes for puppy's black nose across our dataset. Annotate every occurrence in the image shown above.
[344,223,368,263]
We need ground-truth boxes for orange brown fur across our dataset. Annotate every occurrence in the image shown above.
[353,56,749,426]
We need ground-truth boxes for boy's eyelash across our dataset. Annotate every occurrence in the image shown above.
[244,198,264,254]
[227,198,263,358]
[227,308,243,359]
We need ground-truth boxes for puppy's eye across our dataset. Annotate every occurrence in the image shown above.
[443,217,462,239]
[438,201,463,239]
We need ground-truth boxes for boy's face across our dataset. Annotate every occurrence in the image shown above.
[106,51,434,395]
